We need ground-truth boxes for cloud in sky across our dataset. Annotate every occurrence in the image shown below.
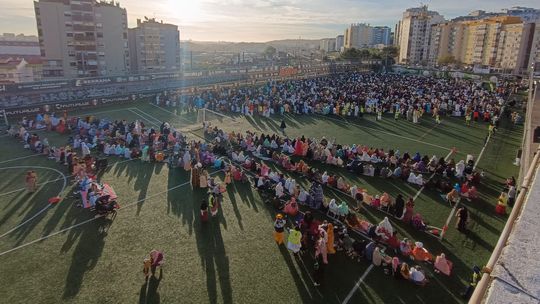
[0,0,538,41]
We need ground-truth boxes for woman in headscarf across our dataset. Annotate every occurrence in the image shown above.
[434,253,452,276]
[141,145,150,162]
[287,225,302,254]
[199,170,209,188]
[25,170,38,193]
[375,217,394,241]
[338,201,349,217]
[182,150,191,171]
[407,172,417,184]
[402,197,414,223]
[412,242,433,262]
[455,160,465,178]
[275,182,284,198]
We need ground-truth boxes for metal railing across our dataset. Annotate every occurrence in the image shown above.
[469,145,540,303]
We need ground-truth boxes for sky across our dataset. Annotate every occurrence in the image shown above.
[1,0,539,42]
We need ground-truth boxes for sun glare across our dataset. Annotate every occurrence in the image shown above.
[165,0,204,23]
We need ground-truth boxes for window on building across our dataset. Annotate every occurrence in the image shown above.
[67,33,73,37]
[97,32,103,38]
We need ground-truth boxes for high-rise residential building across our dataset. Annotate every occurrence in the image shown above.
[394,22,401,47]
[428,16,536,74]
[34,0,129,78]
[372,26,392,46]
[397,6,445,64]
[128,18,180,74]
[0,34,40,56]
[427,21,467,66]
[335,35,344,52]
[462,16,533,73]
[528,23,540,72]
[94,1,130,76]
[320,38,336,52]
[344,23,373,49]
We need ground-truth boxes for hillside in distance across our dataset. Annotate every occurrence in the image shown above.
[182,39,322,53]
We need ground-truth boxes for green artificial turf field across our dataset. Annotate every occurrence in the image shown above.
[0,98,522,304]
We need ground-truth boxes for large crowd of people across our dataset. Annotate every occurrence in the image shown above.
[156,73,516,127]
[6,71,520,299]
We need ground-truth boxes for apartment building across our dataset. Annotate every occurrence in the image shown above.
[128,18,180,74]
[397,6,445,64]
[34,0,129,78]
[320,38,336,52]
[344,23,373,49]
[335,35,344,52]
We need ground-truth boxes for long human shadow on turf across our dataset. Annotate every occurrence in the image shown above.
[139,269,162,304]
[166,168,196,235]
[62,218,109,299]
[193,190,233,304]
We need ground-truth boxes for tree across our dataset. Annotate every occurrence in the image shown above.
[341,48,360,60]
[381,46,398,59]
[264,46,277,59]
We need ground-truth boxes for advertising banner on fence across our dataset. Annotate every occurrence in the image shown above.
[2,93,157,117]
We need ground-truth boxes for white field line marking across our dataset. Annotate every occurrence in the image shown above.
[0,170,222,257]
[129,108,160,125]
[0,154,41,165]
[419,122,439,140]
[413,149,455,201]
[128,109,160,128]
[319,114,452,151]
[441,133,492,240]
[0,165,67,238]
[129,107,162,125]
[148,103,195,125]
[342,264,374,304]
[0,157,135,197]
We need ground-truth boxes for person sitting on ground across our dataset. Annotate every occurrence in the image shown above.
[411,213,428,231]
[283,198,300,219]
[446,188,460,205]
[434,253,452,276]
[380,192,392,210]
[400,263,411,280]
[375,217,394,241]
[400,238,413,256]
[371,195,381,209]
[364,241,376,262]
[275,182,284,198]
[338,201,350,217]
[412,242,433,262]
[495,191,508,215]
[328,199,339,216]
[410,266,428,286]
